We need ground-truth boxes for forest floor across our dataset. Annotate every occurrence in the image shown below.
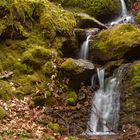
[0,94,139,140]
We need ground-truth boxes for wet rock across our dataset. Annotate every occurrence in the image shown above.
[75,13,107,29]
[89,24,140,64]
[60,58,95,89]
[61,36,79,58]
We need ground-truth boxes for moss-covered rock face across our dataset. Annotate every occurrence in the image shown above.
[120,61,140,127]
[50,0,119,22]
[0,0,77,101]
[89,24,140,64]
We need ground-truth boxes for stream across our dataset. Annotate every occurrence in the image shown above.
[79,0,134,139]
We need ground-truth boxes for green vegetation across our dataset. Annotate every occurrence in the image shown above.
[0,107,6,119]
[0,80,14,101]
[21,46,52,69]
[0,0,76,102]
[42,61,57,75]
[48,122,60,132]
[60,58,80,72]
[135,11,140,24]
[51,0,118,22]
[90,24,140,62]
[131,63,140,88]
[93,24,137,50]
[65,136,78,140]
[62,90,78,106]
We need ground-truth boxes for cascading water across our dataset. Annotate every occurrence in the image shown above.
[120,0,127,16]
[85,65,127,135]
[80,35,91,60]
[110,0,134,25]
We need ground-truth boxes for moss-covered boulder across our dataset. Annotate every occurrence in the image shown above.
[0,0,77,101]
[75,13,107,29]
[50,0,119,22]
[60,58,94,89]
[0,0,76,40]
[120,61,140,128]
[89,24,140,64]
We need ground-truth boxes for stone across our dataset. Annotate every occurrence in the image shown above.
[75,13,108,29]
[89,24,140,64]
[51,0,119,22]
[60,58,95,89]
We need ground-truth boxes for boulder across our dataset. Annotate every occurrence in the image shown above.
[75,13,107,29]
[50,0,119,22]
[60,58,95,89]
[120,61,140,128]
[89,24,140,64]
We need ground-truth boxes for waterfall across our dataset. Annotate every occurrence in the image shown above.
[85,65,127,135]
[80,35,91,60]
[120,0,127,16]
[110,0,134,26]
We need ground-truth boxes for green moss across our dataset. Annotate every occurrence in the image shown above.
[0,80,14,101]
[60,58,79,72]
[51,36,67,50]
[14,62,32,75]
[51,0,118,22]
[65,136,78,140]
[67,98,76,106]
[125,98,137,111]
[93,24,137,49]
[48,122,60,132]
[43,137,56,140]
[0,0,77,104]
[42,62,57,75]
[65,90,77,105]
[13,73,46,97]
[131,63,140,85]
[21,46,52,69]
[38,0,76,36]
[91,24,140,59]
[0,107,6,119]
[66,91,77,100]
[135,11,140,24]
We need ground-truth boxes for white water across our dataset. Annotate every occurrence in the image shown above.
[110,0,134,26]
[120,0,127,16]
[80,35,91,60]
[85,66,126,135]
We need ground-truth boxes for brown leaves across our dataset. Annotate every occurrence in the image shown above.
[0,97,53,139]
